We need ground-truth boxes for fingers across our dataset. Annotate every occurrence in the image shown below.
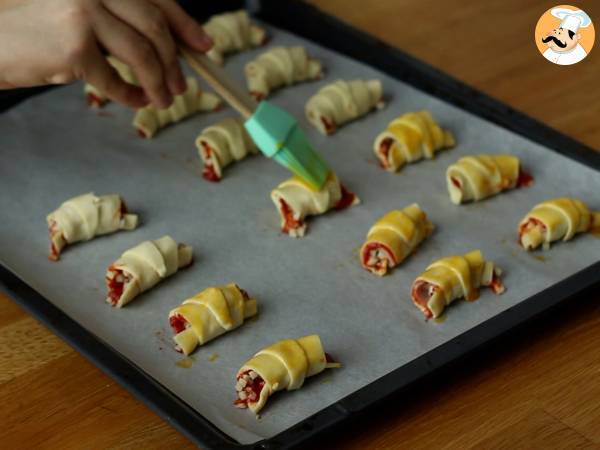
[150,0,213,52]
[92,5,172,108]
[81,43,148,108]
[102,0,186,96]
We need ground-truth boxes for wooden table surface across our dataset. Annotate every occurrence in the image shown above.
[1,1,599,448]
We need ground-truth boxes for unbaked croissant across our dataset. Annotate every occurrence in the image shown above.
[106,236,193,308]
[360,204,434,276]
[84,57,137,108]
[446,154,533,204]
[518,197,600,250]
[305,79,384,135]
[244,46,323,100]
[195,117,258,182]
[134,77,221,138]
[169,284,257,355]
[234,335,340,414]
[271,173,360,237]
[373,111,455,172]
[411,250,504,319]
[204,10,267,65]
[47,193,138,261]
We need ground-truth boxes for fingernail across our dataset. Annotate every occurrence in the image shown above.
[169,71,187,96]
[195,33,214,51]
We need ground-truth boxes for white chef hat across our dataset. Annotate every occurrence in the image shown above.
[551,8,592,33]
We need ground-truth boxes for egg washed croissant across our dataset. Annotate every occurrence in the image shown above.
[133,77,221,138]
[47,192,138,261]
[305,79,384,135]
[446,154,533,204]
[234,335,340,414]
[518,197,600,250]
[106,236,193,308]
[203,10,267,65]
[411,250,505,319]
[244,46,323,100]
[360,204,434,276]
[373,111,455,172]
[169,284,257,356]
[271,173,360,237]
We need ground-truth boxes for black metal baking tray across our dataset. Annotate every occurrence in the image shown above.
[1,1,599,448]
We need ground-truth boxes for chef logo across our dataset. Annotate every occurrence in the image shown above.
[535,5,595,65]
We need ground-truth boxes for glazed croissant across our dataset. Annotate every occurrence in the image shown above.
[447,154,532,204]
[204,10,267,65]
[411,250,504,319]
[84,57,137,108]
[373,111,455,172]
[271,173,360,237]
[106,236,193,308]
[360,204,434,276]
[134,77,221,138]
[305,79,384,135]
[47,193,138,261]
[235,335,340,414]
[169,284,257,356]
[195,117,258,182]
[518,197,600,250]
[244,46,323,100]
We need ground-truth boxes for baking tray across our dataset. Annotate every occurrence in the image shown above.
[1,1,599,448]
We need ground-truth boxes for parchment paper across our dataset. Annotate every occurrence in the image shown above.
[1,22,599,445]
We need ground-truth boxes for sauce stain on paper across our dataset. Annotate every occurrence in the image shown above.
[176,356,195,369]
[208,353,219,363]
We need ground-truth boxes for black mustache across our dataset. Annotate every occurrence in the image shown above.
[542,35,567,48]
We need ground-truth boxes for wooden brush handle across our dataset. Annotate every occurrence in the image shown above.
[180,45,257,120]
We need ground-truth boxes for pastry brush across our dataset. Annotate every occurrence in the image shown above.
[181,45,330,190]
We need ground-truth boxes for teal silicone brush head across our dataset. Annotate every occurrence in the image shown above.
[244,101,330,190]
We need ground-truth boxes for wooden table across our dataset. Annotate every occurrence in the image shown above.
[1,1,599,448]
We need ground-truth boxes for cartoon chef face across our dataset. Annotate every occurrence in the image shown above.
[542,27,581,52]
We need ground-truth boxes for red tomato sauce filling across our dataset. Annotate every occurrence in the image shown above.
[490,271,504,294]
[516,169,534,188]
[137,129,148,139]
[361,242,396,270]
[200,142,221,182]
[450,176,462,188]
[321,116,336,134]
[86,92,106,108]
[106,267,125,305]
[234,370,265,407]
[335,185,356,210]
[378,137,393,169]
[411,280,435,320]
[518,217,547,243]
[279,199,303,233]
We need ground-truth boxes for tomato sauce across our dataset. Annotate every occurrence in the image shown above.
[517,169,534,188]
[378,138,393,169]
[280,199,302,233]
[321,116,336,134]
[234,370,265,407]
[170,314,187,334]
[361,242,396,268]
[200,142,221,182]
[411,281,434,319]
[106,268,124,305]
[335,185,356,210]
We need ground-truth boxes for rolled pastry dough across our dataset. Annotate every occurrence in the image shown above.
[235,334,340,414]
[244,46,323,100]
[84,57,137,108]
[134,77,221,138]
[106,236,193,308]
[373,111,455,172]
[204,10,267,65]
[446,154,531,204]
[169,284,257,356]
[47,193,138,261]
[361,204,434,276]
[271,173,360,237]
[305,79,384,135]
[411,250,504,319]
[195,117,258,182]
[518,197,600,250]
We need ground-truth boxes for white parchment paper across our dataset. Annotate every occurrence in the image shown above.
[0,23,599,445]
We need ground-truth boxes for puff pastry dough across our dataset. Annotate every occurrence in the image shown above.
[411,250,505,319]
[234,335,340,414]
[447,154,533,204]
[204,10,267,65]
[195,117,258,182]
[84,57,137,108]
[169,284,257,356]
[244,46,323,100]
[518,197,600,250]
[134,77,221,138]
[374,111,455,172]
[47,193,137,261]
[271,173,360,237]
[360,204,434,276]
[106,236,193,308]
[305,79,384,135]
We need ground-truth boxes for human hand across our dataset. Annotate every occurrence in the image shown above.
[0,0,213,108]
